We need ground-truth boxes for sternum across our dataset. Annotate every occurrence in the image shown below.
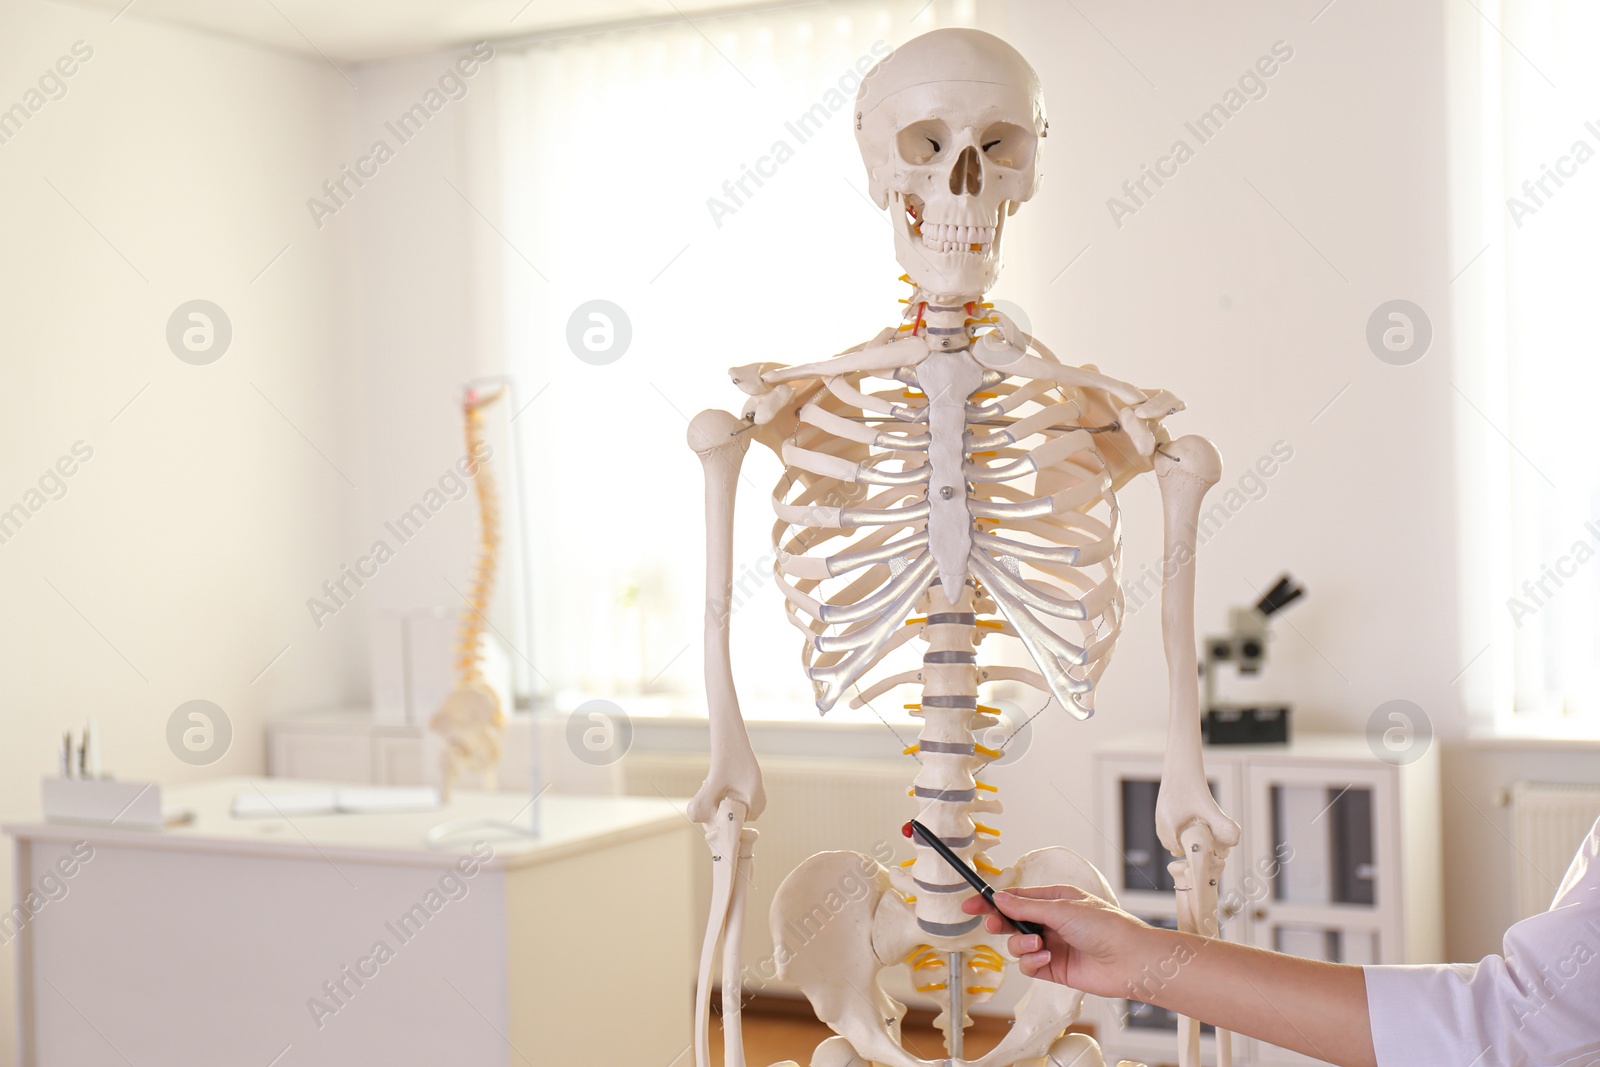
[916,347,984,596]
[910,583,996,940]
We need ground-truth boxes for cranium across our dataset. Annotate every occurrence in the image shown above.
[855,29,1047,301]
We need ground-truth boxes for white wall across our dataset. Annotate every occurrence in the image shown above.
[341,47,509,684]
[1442,741,1600,958]
[0,3,361,1060]
[987,0,1457,733]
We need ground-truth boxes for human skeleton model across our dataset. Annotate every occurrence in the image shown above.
[430,385,506,801]
[687,30,1241,1067]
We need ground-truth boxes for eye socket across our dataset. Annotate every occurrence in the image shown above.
[979,122,1035,170]
[896,120,951,166]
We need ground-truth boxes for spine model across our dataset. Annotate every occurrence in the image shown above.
[901,583,1010,1037]
[897,301,1011,1042]
[455,390,503,692]
[428,385,507,800]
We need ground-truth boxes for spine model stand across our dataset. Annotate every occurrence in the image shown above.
[685,29,1239,1067]
[429,384,506,801]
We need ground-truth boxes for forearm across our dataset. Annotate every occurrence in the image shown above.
[1125,926,1377,1067]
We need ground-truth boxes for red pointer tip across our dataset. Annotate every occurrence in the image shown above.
[901,821,915,838]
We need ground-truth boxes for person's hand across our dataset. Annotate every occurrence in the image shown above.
[962,885,1149,999]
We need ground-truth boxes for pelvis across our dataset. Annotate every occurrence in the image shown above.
[769,846,1128,1067]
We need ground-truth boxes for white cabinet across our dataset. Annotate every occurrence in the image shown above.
[266,707,421,784]
[373,732,426,785]
[267,708,622,794]
[1093,733,1441,1067]
[5,781,693,1067]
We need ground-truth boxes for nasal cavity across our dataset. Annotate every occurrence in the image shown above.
[948,145,982,196]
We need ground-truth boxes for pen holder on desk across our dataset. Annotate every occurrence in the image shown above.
[41,777,164,829]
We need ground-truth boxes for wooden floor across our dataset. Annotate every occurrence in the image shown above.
[709,998,1043,1065]
[714,1015,994,1065]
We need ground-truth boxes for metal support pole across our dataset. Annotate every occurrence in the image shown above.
[947,949,965,1059]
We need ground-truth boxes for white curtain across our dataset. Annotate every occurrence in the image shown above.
[497,0,974,718]
[1464,0,1600,728]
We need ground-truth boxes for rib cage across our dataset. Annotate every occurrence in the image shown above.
[770,350,1129,717]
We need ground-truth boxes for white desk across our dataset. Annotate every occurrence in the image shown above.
[5,778,695,1067]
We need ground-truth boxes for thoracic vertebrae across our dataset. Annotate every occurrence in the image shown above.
[747,285,1181,968]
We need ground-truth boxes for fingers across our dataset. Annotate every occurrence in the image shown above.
[961,893,999,915]
[1004,884,1091,902]
[1017,949,1051,977]
[991,888,1091,927]
[962,895,1018,937]
[1009,933,1044,957]
[955,886,1095,926]
[964,885,1102,941]
[990,891,1060,928]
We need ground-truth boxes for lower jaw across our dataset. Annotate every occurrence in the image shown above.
[899,256,999,302]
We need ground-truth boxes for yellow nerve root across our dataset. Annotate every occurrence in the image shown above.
[972,947,1005,971]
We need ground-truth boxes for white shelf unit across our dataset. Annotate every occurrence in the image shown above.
[267,707,428,785]
[266,708,623,795]
[1092,732,1442,1067]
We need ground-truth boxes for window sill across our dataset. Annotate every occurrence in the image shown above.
[1463,724,1600,747]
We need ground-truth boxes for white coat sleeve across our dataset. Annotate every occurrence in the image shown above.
[1365,816,1600,1067]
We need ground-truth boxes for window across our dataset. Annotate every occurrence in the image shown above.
[496,0,973,719]
[1456,0,1600,733]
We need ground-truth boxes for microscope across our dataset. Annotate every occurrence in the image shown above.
[1201,574,1305,744]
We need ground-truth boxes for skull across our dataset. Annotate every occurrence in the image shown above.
[855,29,1046,301]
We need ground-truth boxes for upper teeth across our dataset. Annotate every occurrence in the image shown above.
[919,222,996,254]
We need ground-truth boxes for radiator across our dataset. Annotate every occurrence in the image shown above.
[1510,781,1600,920]
[621,751,919,1000]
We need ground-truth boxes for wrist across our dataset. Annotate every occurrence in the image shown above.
[1118,923,1195,1006]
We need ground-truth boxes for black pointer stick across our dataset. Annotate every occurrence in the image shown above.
[904,819,1045,937]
